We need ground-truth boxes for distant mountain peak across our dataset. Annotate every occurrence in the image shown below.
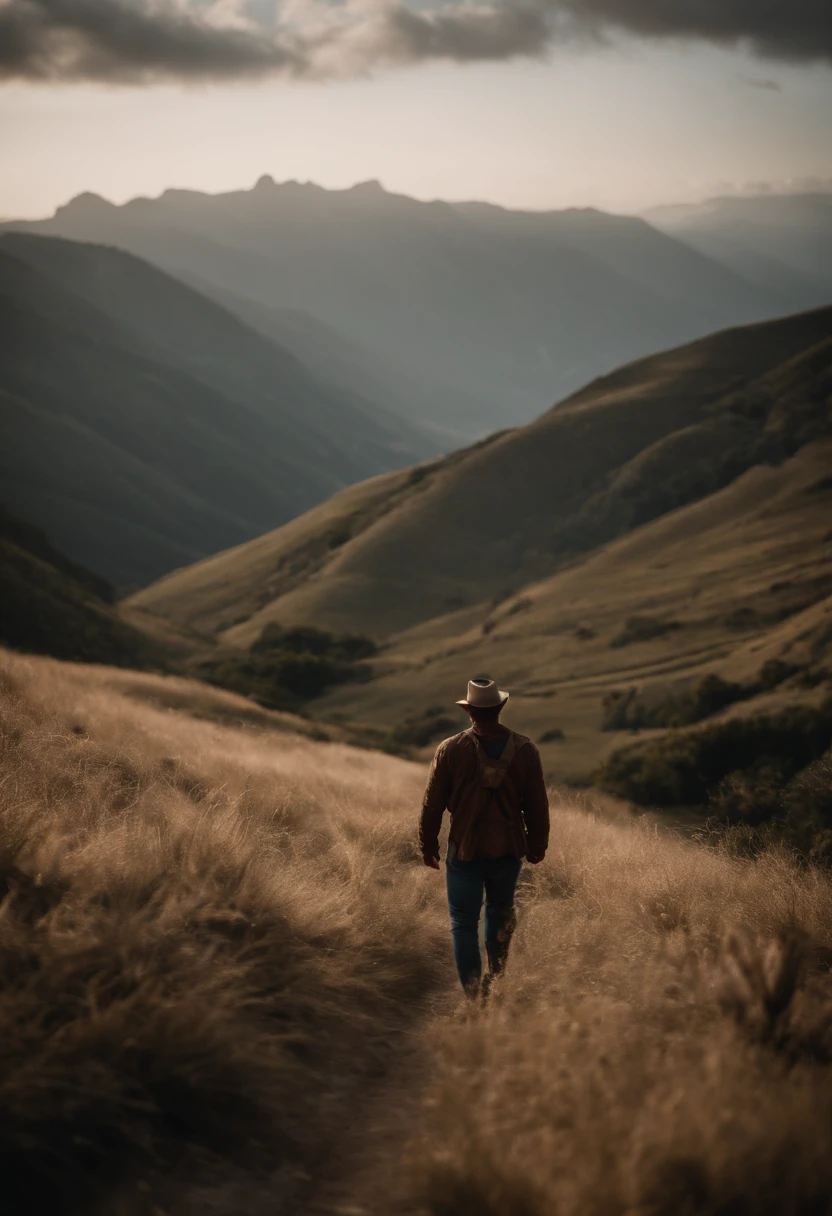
[254,174,277,191]
[350,179,385,195]
[55,191,113,218]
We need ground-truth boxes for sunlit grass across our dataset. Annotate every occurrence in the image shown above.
[2,648,831,1215]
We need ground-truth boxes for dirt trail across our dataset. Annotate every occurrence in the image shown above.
[297,990,459,1216]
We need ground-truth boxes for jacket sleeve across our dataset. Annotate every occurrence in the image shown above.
[521,743,550,857]
[419,742,452,859]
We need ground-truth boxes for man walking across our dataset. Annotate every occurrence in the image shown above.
[419,677,549,997]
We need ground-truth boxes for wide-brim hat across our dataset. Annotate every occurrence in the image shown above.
[456,677,510,709]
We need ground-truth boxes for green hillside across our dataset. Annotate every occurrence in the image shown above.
[0,234,435,588]
[129,306,832,787]
[130,306,832,640]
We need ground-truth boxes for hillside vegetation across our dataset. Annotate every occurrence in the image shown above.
[0,648,447,1214]
[131,305,832,640]
[5,178,803,440]
[129,308,832,803]
[0,232,434,587]
[3,648,832,1214]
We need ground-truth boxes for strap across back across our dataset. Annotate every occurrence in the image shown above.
[467,728,519,789]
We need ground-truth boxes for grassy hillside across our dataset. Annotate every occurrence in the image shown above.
[3,647,832,1214]
[130,306,832,640]
[0,505,163,668]
[6,177,795,439]
[129,307,832,793]
[312,437,832,794]
[0,233,434,587]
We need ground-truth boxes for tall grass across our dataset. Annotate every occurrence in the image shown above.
[3,649,832,1215]
[0,650,450,1214]
[413,806,832,1216]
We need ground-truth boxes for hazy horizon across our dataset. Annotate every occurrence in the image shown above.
[5,163,832,225]
[3,14,831,221]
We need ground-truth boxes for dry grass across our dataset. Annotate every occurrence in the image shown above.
[0,649,450,1214]
[3,648,832,1215]
[413,803,832,1216]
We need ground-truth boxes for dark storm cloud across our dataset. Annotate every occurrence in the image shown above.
[0,0,829,84]
[563,0,832,64]
[0,0,299,81]
[363,4,549,64]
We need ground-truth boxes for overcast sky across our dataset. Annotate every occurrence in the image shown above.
[2,0,831,218]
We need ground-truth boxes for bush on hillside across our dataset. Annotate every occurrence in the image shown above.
[253,622,377,662]
[596,698,832,808]
[194,649,371,709]
[725,606,760,630]
[610,615,681,649]
[602,674,750,731]
[391,706,458,749]
[704,754,832,864]
[193,623,378,709]
[758,658,801,690]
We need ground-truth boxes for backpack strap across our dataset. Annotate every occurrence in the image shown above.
[467,728,520,789]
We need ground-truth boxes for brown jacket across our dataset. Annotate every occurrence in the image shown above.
[419,727,550,862]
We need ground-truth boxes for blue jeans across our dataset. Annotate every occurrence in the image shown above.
[445,842,522,991]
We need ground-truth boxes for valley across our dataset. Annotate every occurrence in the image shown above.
[4,15,832,1213]
[0,232,435,586]
[127,307,832,792]
[7,181,827,442]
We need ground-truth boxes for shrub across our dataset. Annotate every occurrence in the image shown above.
[596,698,832,807]
[391,706,458,748]
[610,615,681,649]
[253,623,377,661]
[196,623,378,707]
[194,650,371,707]
[540,727,565,742]
[602,674,748,732]
[725,606,760,630]
[273,652,370,699]
[758,658,800,690]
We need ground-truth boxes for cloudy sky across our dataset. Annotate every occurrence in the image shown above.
[2,0,831,218]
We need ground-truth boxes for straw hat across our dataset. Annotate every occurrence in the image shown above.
[456,677,510,709]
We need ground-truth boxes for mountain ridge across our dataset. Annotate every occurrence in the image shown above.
[4,177,804,440]
[128,304,832,643]
[0,233,436,587]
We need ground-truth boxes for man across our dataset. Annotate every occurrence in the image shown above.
[419,677,550,997]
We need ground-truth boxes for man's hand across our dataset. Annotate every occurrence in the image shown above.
[526,850,545,864]
[423,853,440,870]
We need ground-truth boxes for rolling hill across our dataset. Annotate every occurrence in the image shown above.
[4,178,804,441]
[129,305,832,779]
[0,233,436,587]
[0,505,162,668]
[130,305,832,637]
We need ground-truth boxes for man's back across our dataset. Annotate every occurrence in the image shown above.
[418,676,550,997]
[420,724,549,862]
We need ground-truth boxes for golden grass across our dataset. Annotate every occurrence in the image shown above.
[2,648,832,1215]
[413,805,832,1216]
[0,649,449,1214]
